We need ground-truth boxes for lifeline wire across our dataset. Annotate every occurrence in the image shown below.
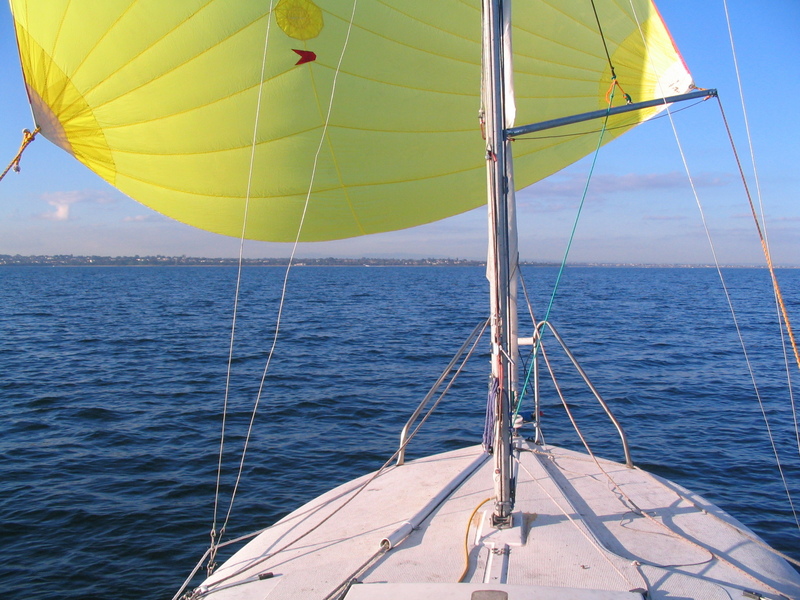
[529,341,798,588]
[627,0,800,534]
[528,338,800,582]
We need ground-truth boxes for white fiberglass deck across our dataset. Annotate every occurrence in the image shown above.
[195,441,800,600]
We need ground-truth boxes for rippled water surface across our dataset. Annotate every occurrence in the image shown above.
[1,266,798,599]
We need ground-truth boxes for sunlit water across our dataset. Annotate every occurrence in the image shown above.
[1,266,798,599]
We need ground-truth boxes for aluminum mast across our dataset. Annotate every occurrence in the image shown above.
[482,0,518,528]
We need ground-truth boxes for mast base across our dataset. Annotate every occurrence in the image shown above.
[491,511,513,529]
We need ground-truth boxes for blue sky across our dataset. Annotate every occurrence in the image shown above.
[0,2,798,265]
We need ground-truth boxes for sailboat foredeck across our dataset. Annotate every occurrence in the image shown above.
[199,441,800,600]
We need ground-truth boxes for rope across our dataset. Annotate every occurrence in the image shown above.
[0,127,39,182]
[717,93,800,491]
[589,0,616,80]
[193,318,488,594]
[527,446,791,595]
[515,83,618,414]
[636,466,800,570]
[590,0,632,105]
[483,378,498,451]
[605,78,632,106]
[222,0,359,532]
[226,0,360,523]
[515,457,640,589]
[321,544,389,600]
[208,2,277,575]
[722,0,799,457]
[537,342,600,470]
[710,104,800,536]
[627,0,800,551]
[211,0,364,574]
[716,99,800,375]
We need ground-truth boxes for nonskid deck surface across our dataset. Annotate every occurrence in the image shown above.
[197,442,800,600]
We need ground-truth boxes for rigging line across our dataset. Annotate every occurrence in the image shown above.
[515,86,617,414]
[0,127,39,182]
[717,98,800,376]
[537,342,612,487]
[627,0,800,535]
[514,457,639,589]
[635,464,800,570]
[722,0,770,252]
[722,0,799,456]
[588,0,616,79]
[172,520,288,600]
[548,447,799,568]
[209,1,276,571]
[517,271,540,396]
[533,438,798,589]
[528,397,790,595]
[715,98,800,533]
[321,545,388,600]
[717,97,800,443]
[511,100,703,142]
[219,0,362,537]
[516,271,548,442]
[589,0,632,105]
[202,319,489,591]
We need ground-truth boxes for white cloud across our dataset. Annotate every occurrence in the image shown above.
[642,214,689,221]
[38,192,82,221]
[522,171,731,200]
[40,200,72,221]
[36,190,118,221]
[123,214,163,223]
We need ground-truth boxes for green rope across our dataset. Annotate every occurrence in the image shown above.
[515,86,617,415]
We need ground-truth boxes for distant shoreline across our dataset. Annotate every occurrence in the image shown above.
[0,255,792,268]
[0,255,493,267]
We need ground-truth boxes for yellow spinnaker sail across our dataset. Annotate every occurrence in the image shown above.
[10,0,691,242]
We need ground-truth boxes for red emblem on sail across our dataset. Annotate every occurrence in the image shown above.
[293,49,317,65]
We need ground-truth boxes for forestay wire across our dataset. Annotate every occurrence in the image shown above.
[208,0,362,576]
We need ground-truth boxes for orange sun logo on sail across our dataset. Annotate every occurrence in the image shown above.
[275,0,324,41]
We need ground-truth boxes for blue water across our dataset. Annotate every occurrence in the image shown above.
[1,266,798,599]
